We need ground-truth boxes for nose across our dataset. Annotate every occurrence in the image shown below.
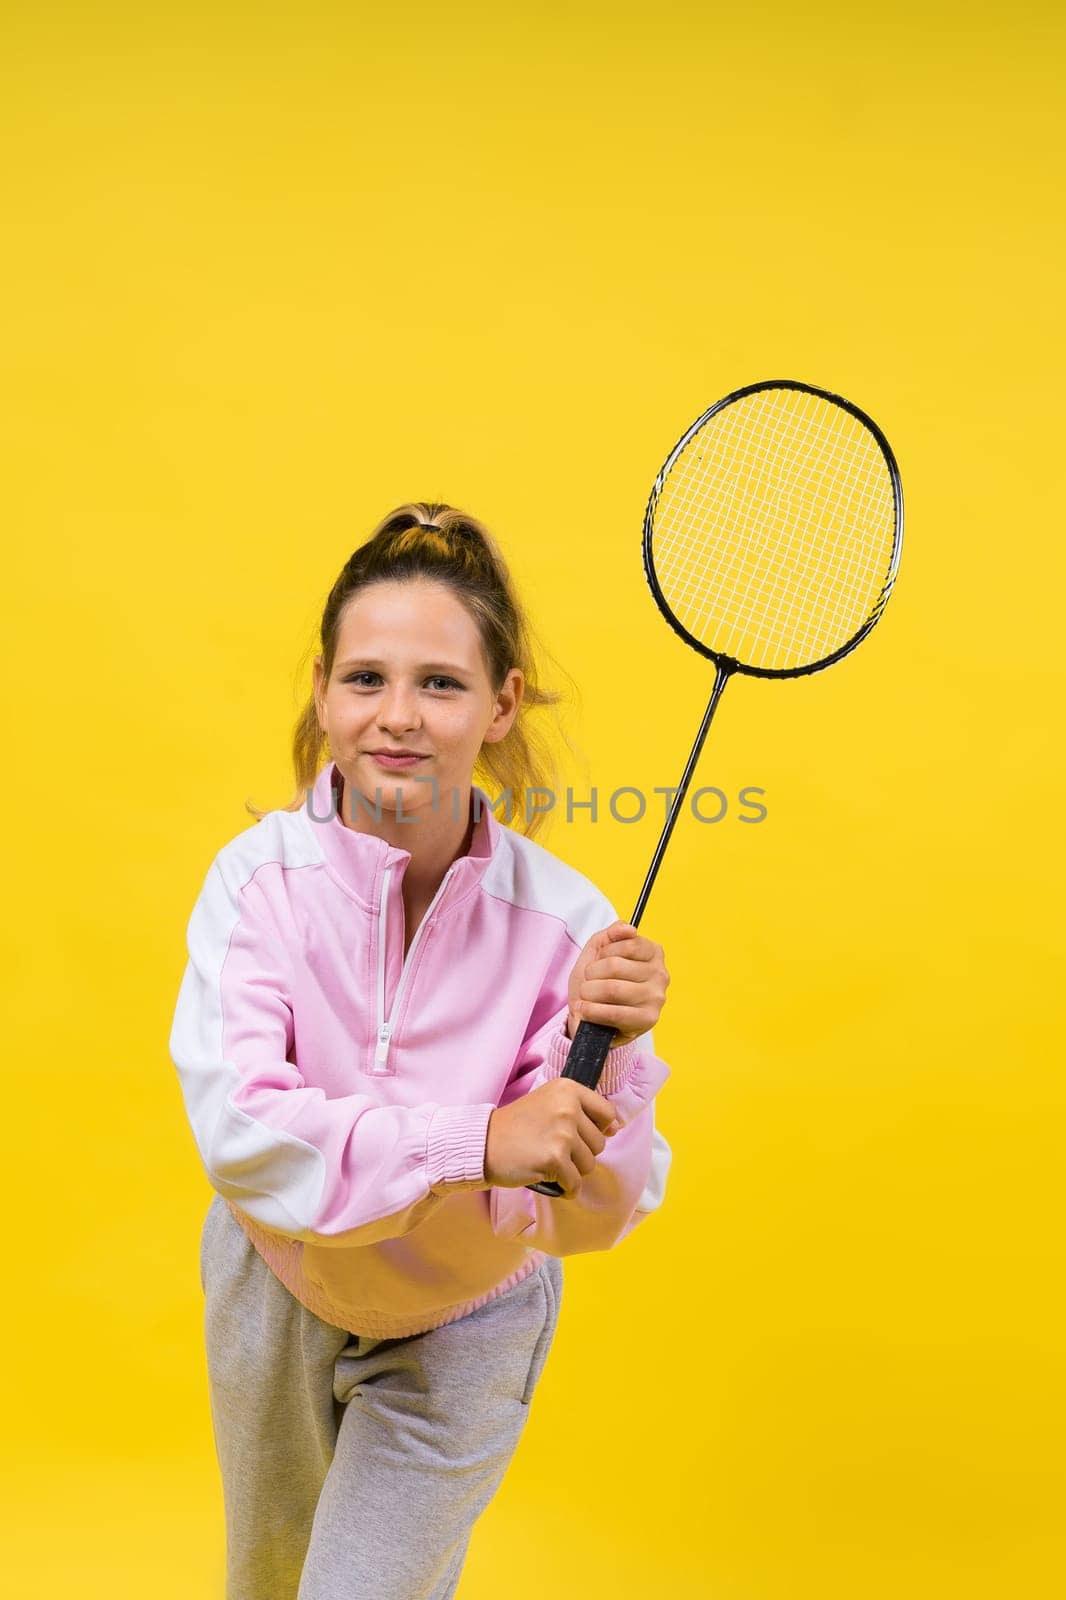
[376,682,421,736]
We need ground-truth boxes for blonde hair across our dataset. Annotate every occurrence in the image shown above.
[247,502,574,839]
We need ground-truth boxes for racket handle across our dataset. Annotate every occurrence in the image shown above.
[525,1020,618,1198]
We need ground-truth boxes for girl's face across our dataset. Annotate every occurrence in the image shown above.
[313,578,523,828]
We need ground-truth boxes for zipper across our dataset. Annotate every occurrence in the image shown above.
[372,861,456,1074]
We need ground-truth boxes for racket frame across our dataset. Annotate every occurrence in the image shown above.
[642,377,904,680]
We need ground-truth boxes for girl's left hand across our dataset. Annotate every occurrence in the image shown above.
[566,922,670,1048]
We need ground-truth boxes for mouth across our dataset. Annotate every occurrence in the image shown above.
[364,750,430,769]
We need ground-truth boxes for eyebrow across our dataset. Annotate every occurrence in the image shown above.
[335,657,470,676]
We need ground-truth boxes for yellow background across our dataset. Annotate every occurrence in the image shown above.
[2,2,1063,1595]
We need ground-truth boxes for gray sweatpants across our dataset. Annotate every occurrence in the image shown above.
[199,1191,563,1600]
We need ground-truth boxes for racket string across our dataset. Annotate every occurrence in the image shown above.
[659,412,889,665]
[658,426,892,664]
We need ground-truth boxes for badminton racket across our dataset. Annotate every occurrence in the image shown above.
[527,377,903,1197]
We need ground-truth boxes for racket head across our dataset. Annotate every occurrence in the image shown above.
[641,379,904,679]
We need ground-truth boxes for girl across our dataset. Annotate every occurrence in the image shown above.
[169,502,673,1600]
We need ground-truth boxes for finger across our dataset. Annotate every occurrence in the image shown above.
[577,1000,656,1034]
[575,1085,621,1131]
[576,1108,608,1156]
[580,977,656,1006]
[570,1139,597,1178]
[540,1127,586,1194]
[596,936,659,963]
[586,954,651,982]
[555,1152,584,1196]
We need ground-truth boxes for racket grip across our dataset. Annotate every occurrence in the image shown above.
[525,1020,619,1198]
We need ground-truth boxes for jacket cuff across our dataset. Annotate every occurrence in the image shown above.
[425,1102,496,1189]
[544,1023,639,1095]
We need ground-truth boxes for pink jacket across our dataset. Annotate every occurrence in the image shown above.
[169,760,672,1338]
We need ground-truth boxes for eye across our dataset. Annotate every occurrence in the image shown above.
[426,675,463,692]
[344,671,381,688]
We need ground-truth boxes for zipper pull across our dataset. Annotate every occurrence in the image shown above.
[374,1022,392,1071]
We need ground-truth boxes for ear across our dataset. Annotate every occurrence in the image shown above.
[482,667,524,745]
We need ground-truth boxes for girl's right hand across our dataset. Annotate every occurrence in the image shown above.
[484,1078,622,1197]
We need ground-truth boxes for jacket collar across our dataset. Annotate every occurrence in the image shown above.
[304,759,500,906]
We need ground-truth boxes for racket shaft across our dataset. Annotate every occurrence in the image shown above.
[630,662,733,926]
